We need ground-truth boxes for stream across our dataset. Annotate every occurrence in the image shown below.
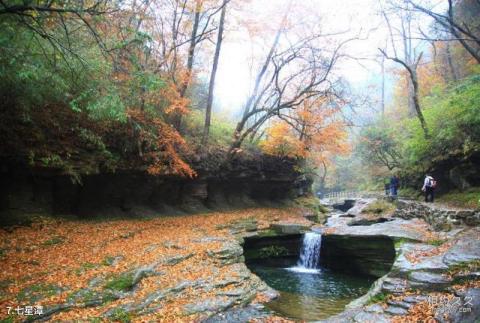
[248,233,375,321]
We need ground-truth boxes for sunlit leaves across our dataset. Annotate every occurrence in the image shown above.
[260,97,350,170]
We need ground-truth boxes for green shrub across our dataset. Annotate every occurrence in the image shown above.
[109,308,132,323]
[258,245,289,258]
[367,292,388,304]
[358,75,480,191]
[437,187,480,209]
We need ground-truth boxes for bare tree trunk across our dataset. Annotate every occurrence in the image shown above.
[228,15,287,155]
[202,0,227,145]
[407,0,480,64]
[445,41,458,82]
[319,161,328,191]
[173,0,202,132]
[379,49,429,139]
[446,0,480,64]
[233,30,282,137]
[380,7,429,138]
[407,78,416,117]
[381,54,385,116]
[181,0,202,98]
[409,62,429,138]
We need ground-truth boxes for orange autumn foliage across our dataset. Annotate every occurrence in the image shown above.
[261,122,306,158]
[260,97,350,167]
[127,109,196,178]
[0,208,309,322]
[162,79,191,116]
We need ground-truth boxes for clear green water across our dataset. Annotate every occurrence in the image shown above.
[250,265,375,321]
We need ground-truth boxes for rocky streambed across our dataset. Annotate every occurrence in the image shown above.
[316,198,480,323]
[0,198,479,322]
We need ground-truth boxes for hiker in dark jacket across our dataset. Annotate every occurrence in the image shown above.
[390,175,400,198]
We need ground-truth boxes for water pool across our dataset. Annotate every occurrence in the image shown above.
[249,264,375,321]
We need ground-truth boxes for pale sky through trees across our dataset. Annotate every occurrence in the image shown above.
[216,0,381,116]
[214,0,388,116]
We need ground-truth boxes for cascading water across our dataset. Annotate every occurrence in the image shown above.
[287,232,322,273]
[297,232,322,269]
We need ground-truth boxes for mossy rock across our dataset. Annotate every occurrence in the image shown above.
[17,283,63,302]
[294,196,326,212]
[257,229,278,237]
[361,200,396,216]
[104,273,135,292]
[67,288,117,305]
[367,292,389,305]
[107,307,132,323]
[448,260,480,277]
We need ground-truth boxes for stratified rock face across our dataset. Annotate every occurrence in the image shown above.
[394,200,480,229]
[319,235,396,278]
[207,241,245,266]
[0,156,302,221]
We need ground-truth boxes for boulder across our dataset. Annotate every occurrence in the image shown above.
[270,222,310,234]
[314,218,425,241]
[408,271,452,291]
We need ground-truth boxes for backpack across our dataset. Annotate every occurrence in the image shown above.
[429,177,437,189]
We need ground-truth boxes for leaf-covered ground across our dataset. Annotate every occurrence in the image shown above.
[0,208,310,322]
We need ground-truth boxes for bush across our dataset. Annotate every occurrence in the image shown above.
[358,75,480,190]
[402,75,480,173]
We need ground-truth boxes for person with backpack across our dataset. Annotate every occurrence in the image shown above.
[422,174,436,202]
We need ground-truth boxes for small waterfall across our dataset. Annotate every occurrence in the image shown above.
[297,232,322,269]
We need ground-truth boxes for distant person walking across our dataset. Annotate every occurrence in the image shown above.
[422,174,436,203]
[390,175,400,198]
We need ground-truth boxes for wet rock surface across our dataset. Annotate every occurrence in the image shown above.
[207,241,245,266]
[203,303,269,323]
[314,218,426,241]
[269,222,311,234]
[318,198,480,323]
